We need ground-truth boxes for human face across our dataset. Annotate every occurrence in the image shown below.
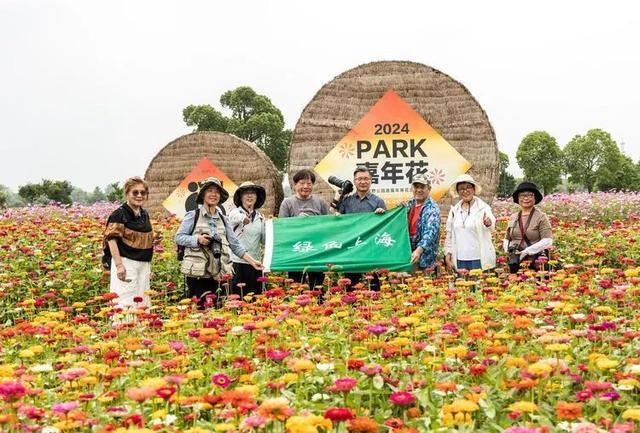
[456,182,475,202]
[202,185,220,207]
[126,183,147,208]
[354,171,372,195]
[518,191,536,209]
[294,178,314,199]
[412,183,430,203]
[241,190,257,209]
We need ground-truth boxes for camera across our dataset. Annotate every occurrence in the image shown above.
[507,245,520,266]
[208,233,223,259]
[328,176,354,195]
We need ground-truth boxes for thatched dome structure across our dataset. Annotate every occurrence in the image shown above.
[288,60,499,215]
[144,132,283,216]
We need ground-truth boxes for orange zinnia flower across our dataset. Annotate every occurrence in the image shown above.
[347,416,378,433]
[555,401,582,420]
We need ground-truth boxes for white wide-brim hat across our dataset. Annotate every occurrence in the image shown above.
[448,173,483,198]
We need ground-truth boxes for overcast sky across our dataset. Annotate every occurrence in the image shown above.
[1,0,638,191]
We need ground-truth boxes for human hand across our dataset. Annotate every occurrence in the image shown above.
[444,254,453,270]
[483,212,491,227]
[252,261,264,271]
[374,208,385,214]
[116,263,127,282]
[198,233,211,246]
[519,249,530,261]
[410,248,423,264]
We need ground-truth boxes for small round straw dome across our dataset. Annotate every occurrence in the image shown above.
[144,132,283,216]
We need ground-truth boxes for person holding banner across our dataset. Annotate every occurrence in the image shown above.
[406,173,441,272]
[228,181,266,295]
[336,167,386,215]
[333,167,386,289]
[175,177,262,308]
[444,174,496,273]
[278,169,329,289]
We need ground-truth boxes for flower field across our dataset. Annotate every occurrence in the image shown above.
[0,192,639,433]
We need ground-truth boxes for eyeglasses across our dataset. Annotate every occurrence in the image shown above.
[131,190,147,197]
[354,177,371,182]
[519,192,535,198]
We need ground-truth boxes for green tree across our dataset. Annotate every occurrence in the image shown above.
[0,188,6,208]
[18,179,73,205]
[563,129,621,192]
[105,182,124,202]
[0,185,24,207]
[497,151,516,198]
[183,86,291,171]
[596,152,640,191]
[515,131,563,194]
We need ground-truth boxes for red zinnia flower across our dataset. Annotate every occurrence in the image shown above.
[155,386,176,401]
[325,407,354,422]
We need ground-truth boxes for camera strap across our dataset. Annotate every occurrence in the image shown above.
[517,209,535,249]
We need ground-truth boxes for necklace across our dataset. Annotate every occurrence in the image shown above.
[460,202,472,228]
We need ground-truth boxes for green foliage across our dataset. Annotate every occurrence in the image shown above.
[105,182,124,202]
[563,129,622,192]
[183,86,291,171]
[596,151,640,192]
[71,186,108,204]
[515,131,563,194]
[497,151,516,198]
[18,179,73,205]
[0,185,24,208]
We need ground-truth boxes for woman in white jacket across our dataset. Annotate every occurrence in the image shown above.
[444,174,496,273]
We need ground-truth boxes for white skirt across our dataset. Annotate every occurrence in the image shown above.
[109,257,151,309]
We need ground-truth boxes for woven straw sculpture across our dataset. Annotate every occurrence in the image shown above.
[288,60,499,217]
[144,132,283,216]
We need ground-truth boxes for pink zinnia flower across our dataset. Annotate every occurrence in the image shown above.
[575,390,593,401]
[211,373,232,389]
[52,401,79,414]
[389,391,416,406]
[328,377,358,393]
[0,381,27,402]
[365,324,387,336]
[241,415,267,429]
[266,349,291,362]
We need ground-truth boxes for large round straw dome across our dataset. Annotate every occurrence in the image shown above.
[144,132,283,216]
[288,60,499,215]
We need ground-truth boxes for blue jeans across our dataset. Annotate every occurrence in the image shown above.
[457,259,482,271]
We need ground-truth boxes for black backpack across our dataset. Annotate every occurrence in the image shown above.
[177,208,200,261]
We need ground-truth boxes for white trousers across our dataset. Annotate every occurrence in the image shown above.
[109,257,151,309]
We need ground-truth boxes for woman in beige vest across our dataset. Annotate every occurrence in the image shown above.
[503,182,553,273]
[175,177,262,308]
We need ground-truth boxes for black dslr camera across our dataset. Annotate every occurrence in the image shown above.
[205,233,223,259]
[508,245,520,266]
[328,176,354,195]
[328,176,354,210]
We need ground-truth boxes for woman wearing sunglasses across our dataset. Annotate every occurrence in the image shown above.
[103,176,155,310]
[503,182,552,273]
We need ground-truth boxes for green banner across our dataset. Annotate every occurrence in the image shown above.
[264,206,412,273]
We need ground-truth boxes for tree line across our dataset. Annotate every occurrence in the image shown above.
[497,129,639,196]
[0,181,123,208]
